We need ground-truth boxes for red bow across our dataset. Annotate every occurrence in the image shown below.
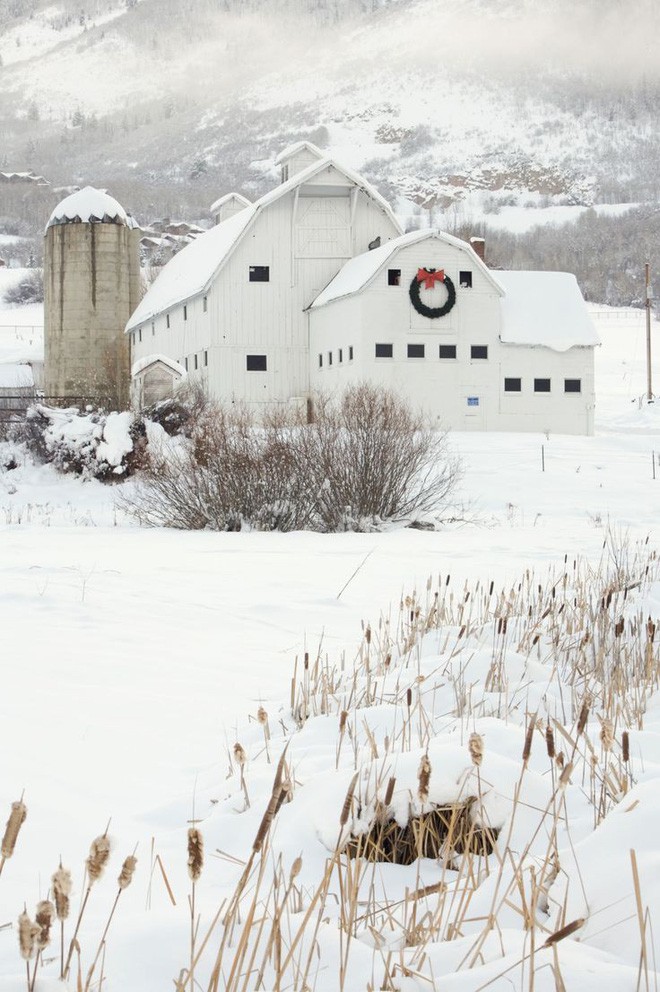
[417,268,445,289]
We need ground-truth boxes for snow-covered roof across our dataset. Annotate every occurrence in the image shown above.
[209,192,251,215]
[126,157,402,332]
[0,362,35,388]
[274,141,325,166]
[310,229,503,308]
[46,186,139,230]
[131,353,187,378]
[498,271,600,351]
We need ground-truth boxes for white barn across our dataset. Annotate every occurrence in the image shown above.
[127,143,598,434]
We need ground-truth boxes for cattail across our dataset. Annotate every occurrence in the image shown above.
[339,710,348,734]
[340,774,358,827]
[52,865,72,921]
[289,856,302,883]
[234,742,247,767]
[417,754,431,802]
[556,751,565,769]
[522,722,534,764]
[1,800,27,860]
[622,730,630,763]
[86,835,111,884]
[18,911,38,960]
[384,777,396,807]
[559,760,573,788]
[600,717,614,752]
[406,687,412,708]
[543,917,585,947]
[365,626,371,645]
[35,900,54,950]
[469,733,484,767]
[545,725,556,759]
[117,855,137,890]
[187,828,203,882]
[577,702,589,736]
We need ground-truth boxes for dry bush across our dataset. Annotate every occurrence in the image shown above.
[123,384,460,532]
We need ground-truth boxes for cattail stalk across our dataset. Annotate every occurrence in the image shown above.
[0,800,27,877]
[417,754,431,804]
[52,864,71,979]
[63,831,111,981]
[188,829,203,992]
[84,854,137,992]
[29,901,54,992]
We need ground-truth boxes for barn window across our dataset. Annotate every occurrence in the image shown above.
[282,164,289,182]
[338,348,343,363]
[151,321,155,336]
[349,346,354,361]
[504,377,522,392]
[534,378,551,392]
[249,266,270,282]
[319,354,323,368]
[375,343,393,358]
[138,328,142,342]
[184,357,188,371]
[565,378,581,393]
[247,354,267,371]
[460,270,473,288]
[203,296,208,313]
[166,313,170,329]
[328,351,333,366]
[204,351,208,367]
[183,305,187,321]
[194,354,198,370]
[407,343,425,358]
[388,269,401,286]
[439,344,457,359]
[471,345,488,359]
[467,396,479,407]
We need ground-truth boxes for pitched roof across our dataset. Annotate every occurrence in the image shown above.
[209,191,251,215]
[497,271,600,351]
[131,353,187,377]
[274,141,325,165]
[47,186,138,230]
[310,229,503,308]
[126,157,402,332]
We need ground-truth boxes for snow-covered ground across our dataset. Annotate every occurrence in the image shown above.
[0,305,659,990]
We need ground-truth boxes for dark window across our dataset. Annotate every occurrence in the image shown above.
[138,328,142,342]
[338,348,343,363]
[375,343,393,358]
[459,271,473,289]
[407,343,425,358]
[534,378,551,392]
[282,164,289,182]
[183,305,187,321]
[249,266,270,282]
[439,344,457,359]
[504,377,522,392]
[471,345,488,359]
[151,321,155,336]
[388,269,401,286]
[319,354,323,368]
[467,396,479,407]
[246,354,267,371]
[166,313,170,329]
[184,357,188,371]
[328,351,333,366]
[194,354,198,370]
[349,346,354,361]
[203,296,208,313]
[565,378,581,393]
[204,351,208,367]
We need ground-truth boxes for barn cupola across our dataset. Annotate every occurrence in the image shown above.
[209,192,251,227]
[275,141,325,183]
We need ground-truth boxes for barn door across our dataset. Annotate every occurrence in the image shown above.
[295,196,351,258]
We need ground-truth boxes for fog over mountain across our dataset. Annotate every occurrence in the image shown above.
[1,0,658,303]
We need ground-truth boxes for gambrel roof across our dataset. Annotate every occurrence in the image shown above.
[126,157,402,332]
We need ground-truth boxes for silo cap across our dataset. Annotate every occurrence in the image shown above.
[46,186,139,230]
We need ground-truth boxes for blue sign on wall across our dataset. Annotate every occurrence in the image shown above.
[467,396,479,407]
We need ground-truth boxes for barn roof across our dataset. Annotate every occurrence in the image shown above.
[497,271,600,351]
[274,141,325,165]
[46,186,139,230]
[126,157,402,332]
[131,353,187,377]
[310,229,504,309]
[209,191,251,214]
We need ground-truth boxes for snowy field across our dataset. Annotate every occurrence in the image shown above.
[0,306,659,990]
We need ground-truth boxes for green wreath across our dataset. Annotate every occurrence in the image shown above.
[409,268,456,318]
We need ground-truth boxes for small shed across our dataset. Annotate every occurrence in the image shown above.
[131,354,187,408]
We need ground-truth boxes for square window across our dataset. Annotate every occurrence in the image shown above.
[183,305,187,321]
[534,378,551,392]
[439,344,457,359]
[459,270,473,288]
[388,269,401,286]
[328,351,333,366]
[246,354,267,371]
[565,378,581,393]
[349,346,354,361]
[249,265,270,282]
[504,377,522,392]
[471,345,488,359]
[204,351,208,367]
[203,296,208,312]
[319,354,323,368]
[467,396,479,407]
[194,354,198,370]
[375,343,393,358]
[338,348,343,363]
[166,313,170,329]
[407,343,425,358]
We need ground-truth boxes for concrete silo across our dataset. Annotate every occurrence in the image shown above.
[44,187,141,408]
